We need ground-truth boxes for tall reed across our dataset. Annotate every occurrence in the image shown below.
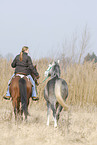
[0,57,97,106]
[0,58,13,98]
[61,61,97,106]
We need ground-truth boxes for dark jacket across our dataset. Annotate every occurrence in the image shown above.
[11,52,39,77]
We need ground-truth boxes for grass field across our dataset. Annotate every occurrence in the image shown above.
[0,100,97,145]
[0,57,97,145]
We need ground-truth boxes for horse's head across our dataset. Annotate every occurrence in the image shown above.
[44,60,60,78]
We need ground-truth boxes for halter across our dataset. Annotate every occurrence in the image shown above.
[39,64,53,84]
[44,64,53,76]
[40,61,60,84]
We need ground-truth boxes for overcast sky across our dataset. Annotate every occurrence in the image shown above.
[0,0,97,59]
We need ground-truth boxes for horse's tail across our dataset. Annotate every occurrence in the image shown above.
[55,79,69,111]
[19,78,27,114]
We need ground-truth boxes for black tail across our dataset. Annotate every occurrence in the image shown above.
[19,78,27,118]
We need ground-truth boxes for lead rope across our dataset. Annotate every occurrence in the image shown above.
[35,65,53,95]
[39,76,49,84]
[35,76,49,95]
[38,65,53,85]
[37,64,53,85]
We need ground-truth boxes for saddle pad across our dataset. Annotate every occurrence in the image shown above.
[8,74,30,85]
[16,74,25,78]
[16,74,29,80]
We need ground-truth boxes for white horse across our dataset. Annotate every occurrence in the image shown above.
[44,60,68,127]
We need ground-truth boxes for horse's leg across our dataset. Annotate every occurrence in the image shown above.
[17,99,20,116]
[47,102,51,126]
[17,99,21,121]
[20,102,24,120]
[21,109,23,120]
[24,97,30,120]
[12,99,17,120]
[21,101,27,120]
[56,105,63,121]
[27,98,30,116]
[51,103,57,127]
[24,108,27,120]
[14,105,17,120]
[23,98,28,120]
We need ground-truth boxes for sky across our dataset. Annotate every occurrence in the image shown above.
[0,0,97,60]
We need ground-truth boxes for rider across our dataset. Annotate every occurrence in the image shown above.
[3,46,39,101]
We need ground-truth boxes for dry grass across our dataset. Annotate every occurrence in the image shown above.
[0,57,97,145]
[60,61,97,106]
[0,57,97,106]
[0,57,97,105]
[0,100,97,145]
[0,58,13,97]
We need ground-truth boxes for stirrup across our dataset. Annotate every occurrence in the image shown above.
[3,96,10,100]
[32,96,39,101]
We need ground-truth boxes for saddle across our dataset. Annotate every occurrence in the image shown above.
[16,73,29,79]
[8,73,29,86]
[8,73,39,86]
[17,72,39,86]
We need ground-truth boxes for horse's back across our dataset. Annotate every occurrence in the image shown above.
[9,76,20,97]
[44,77,56,101]
[10,76,20,87]
[24,76,32,97]
[24,77,32,89]
[9,76,32,98]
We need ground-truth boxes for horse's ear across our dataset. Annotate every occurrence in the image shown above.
[57,60,60,64]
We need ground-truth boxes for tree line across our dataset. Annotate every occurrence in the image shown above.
[84,52,97,63]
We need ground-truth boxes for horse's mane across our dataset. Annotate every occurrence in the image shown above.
[53,62,61,77]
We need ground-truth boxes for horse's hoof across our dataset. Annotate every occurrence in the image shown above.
[27,112,30,116]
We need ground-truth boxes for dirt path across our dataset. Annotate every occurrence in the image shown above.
[0,100,97,145]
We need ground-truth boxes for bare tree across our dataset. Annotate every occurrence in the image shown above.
[60,25,90,65]
[78,25,90,63]
[5,53,14,61]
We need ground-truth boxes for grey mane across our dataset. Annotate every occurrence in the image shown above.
[51,62,61,78]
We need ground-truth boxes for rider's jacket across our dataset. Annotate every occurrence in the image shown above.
[11,52,39,77]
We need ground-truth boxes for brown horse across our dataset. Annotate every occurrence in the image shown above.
[9,75,32,120]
